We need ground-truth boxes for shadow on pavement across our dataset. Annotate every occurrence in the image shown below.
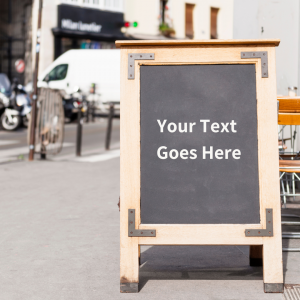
[139,245,264,292]
[281,207,300,282]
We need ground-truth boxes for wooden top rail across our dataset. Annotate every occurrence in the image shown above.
[279,160,300,173]
[278,97,300,113]
[116,39,280,48]
[278,113,300,125]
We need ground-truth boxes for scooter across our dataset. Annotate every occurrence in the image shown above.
[63,86,87,123]
[0,83,31,131]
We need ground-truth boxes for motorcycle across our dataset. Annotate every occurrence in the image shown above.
[62,86,87,122]
[0,81,31,131]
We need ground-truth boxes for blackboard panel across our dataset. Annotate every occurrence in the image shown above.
[140,64,260,224]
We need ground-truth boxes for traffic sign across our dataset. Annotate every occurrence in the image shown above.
[15,59,25,73]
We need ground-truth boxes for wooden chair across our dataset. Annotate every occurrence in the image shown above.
[278,97,300,252]
[278,98,300,204]
[278,97,300,153]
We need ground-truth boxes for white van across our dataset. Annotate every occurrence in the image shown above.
[38,49,120,104]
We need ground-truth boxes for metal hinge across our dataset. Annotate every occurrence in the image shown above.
[241,51,268,78]
[128,53,155,79]
[128,209,156,237]
[245,208,273,237]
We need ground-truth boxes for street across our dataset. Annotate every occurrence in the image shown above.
[0,141,299,299]
[0,119,120,163]
[0,120,299,300]
[2,0,300,298]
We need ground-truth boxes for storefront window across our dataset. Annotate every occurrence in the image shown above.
[61,37,116,56]
[80,40,116,49]
[62,38,79,54]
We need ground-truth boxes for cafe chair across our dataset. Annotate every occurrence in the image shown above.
[278,97,300,204]
[278,97,300,252]
[278,96,300,153]
[279,160,300,204]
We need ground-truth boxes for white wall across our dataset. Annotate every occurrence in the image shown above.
[233,0,259,39]
[124,0,160,36]
[258,0,299,96]
[233,0,300,96]
[234,0,300,151]
[60,0,124,12]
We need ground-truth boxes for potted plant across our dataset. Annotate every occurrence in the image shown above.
[159,23,175,37]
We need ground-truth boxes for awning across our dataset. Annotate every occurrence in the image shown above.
[52,27,130,42]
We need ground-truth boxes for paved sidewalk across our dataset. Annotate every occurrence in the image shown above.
[0,157,299,299]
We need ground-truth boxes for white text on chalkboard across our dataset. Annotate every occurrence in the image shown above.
[156,119,241,160]
[157,119,237,133]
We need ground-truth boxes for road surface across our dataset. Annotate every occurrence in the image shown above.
[0,119,120,163]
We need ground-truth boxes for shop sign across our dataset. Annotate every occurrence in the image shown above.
[57,4,124,36]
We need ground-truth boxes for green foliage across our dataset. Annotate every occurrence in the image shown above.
[159,23,175,37]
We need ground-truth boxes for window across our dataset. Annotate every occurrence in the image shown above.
[44,64,68,81]
[210,7,219,39]
[185,3,195,39]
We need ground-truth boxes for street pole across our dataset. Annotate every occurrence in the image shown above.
[7,0,12,82]
[29,0,43,161]
[76,106,83,156]
[105,103,114,150]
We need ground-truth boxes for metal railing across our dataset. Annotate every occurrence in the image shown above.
[75,101,119,156]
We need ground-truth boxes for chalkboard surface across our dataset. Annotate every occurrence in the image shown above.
[140,64,260,224]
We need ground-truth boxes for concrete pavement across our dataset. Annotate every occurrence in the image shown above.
[0,156,299,299]
[0,119,120,163]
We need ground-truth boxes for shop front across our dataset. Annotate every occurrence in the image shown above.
[52,4,127,59]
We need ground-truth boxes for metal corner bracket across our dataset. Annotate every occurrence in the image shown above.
[128,209,156,237]
[128,53,155,79]
[245,208,273,237]
[241,51,268,78]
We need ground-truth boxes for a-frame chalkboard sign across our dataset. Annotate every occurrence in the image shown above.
[116,39,283,293]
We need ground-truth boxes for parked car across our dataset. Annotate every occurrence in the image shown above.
[0,73,11,97]
[38,49,120,111]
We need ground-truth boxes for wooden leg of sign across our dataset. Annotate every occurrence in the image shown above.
[120,237,139,293]
[263,238,284,293]
[249,245,263,266]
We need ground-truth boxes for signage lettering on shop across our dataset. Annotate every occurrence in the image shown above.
[61,19,102,33]
[57,4,125,37]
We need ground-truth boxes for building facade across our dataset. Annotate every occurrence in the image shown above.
[32,0,234,77]
[32,0,126,78]
[233,0,300,151]
[0,0,33,84]
[124,0,234,40]
[233,0,300,96]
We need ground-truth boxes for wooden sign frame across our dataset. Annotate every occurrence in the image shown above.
[116,39,283,294]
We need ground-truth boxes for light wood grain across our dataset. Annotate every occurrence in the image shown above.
[120,42,283,286]
[256,46,283,284]
[116,39,280,48]
[279,160,300,173]
[120,48,139,284]
[137,224,263,245]
[278,113,300,125]
[278,97,300,112]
